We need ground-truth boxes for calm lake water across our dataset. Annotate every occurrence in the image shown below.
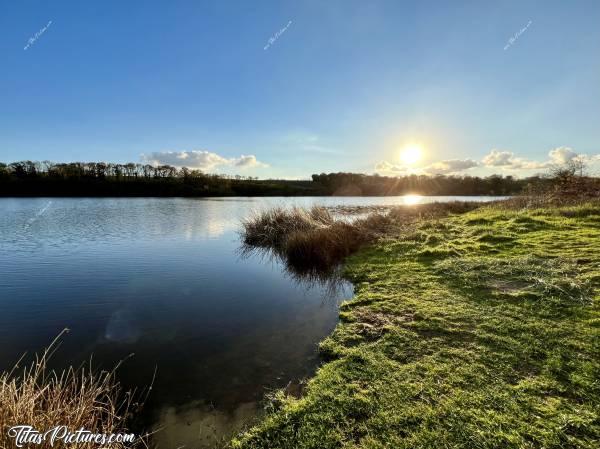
[0,196,505,447]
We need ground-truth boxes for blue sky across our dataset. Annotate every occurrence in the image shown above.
[1,0,599,179]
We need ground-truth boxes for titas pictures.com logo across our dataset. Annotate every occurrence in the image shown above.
[7,425,135,447]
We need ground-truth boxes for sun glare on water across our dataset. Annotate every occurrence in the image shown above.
[399,145,423,166]
[402,194,423,205]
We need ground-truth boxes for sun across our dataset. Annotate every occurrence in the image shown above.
[399,144,423,166]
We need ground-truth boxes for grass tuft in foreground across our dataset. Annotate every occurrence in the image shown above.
[233,200,600,449]
[0,329,147,449]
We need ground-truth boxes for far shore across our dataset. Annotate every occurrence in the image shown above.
[1,161,547,197]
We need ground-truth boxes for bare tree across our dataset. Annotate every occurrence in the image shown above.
[550,158,587,185]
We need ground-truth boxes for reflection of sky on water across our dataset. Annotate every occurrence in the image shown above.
[0,198,354,448]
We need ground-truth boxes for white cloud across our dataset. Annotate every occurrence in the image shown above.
[141,150,268,170]
[422,159,479,175]
[482,150,515,167]
[482,149,547,170]
[548,147,579,165]
[374,161,407,174]
[233,154,269,168]
[376,147,600,178]
[481,147,598,171]
[375,158,479,175]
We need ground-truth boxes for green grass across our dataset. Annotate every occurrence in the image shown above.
[232,202,600,449]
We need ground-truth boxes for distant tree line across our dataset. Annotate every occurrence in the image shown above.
[0,161,318,196]
[311,172,549,196]
[0,160,562,197]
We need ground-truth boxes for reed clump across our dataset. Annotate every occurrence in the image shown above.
[285,222,367,270]
[241,202,480,271]
[242,206,334,248]
[0,330,146,449]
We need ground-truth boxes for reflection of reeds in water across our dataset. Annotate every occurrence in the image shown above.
[239,206,349,296]
[239,241,350,299]
[0,329,151,449]
[240,202,480,292]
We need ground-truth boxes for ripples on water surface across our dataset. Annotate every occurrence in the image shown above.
[0,196,505,447]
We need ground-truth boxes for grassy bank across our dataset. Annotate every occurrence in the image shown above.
[233,201,600,448]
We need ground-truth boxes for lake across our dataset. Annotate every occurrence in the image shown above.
[0,196,505,447]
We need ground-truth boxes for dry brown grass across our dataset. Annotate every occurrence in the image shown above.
[285,222,368,270]
[241,206,334,248]
[499,176,600,210]
[0,329,148,449]
[241,202,481,271]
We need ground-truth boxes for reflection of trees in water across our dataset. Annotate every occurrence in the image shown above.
[238,243,352,301]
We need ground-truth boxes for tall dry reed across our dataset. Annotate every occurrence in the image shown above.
[241,206,334,247]
[0,329,149,449]
[241,202,480,271]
